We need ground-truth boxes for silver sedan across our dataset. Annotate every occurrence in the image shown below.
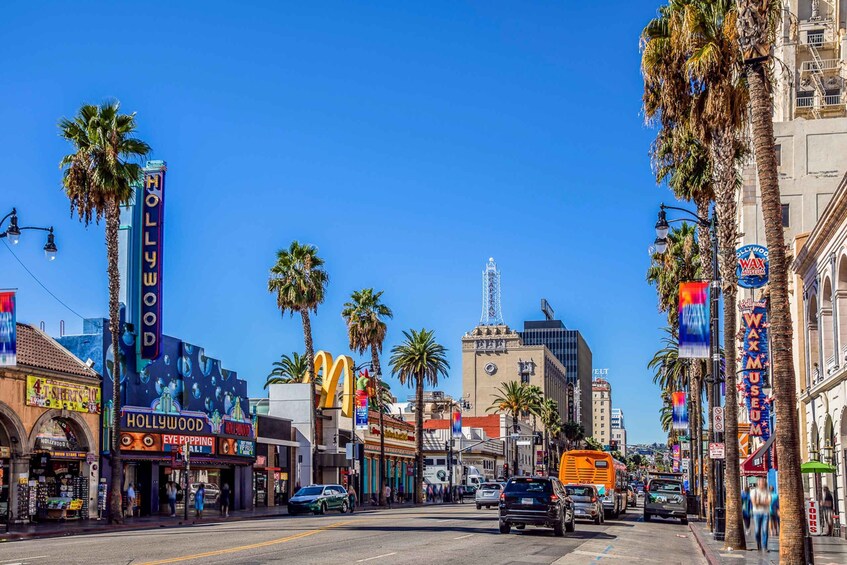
[475,482,506,509]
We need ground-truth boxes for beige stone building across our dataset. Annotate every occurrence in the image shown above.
[592,378,612,447]
[462,324,569,426]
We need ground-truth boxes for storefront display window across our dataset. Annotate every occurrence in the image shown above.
[27,418,90,521]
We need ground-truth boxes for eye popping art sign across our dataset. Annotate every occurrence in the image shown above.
[739,298,771,440]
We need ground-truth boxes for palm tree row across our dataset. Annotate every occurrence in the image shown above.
[642,0,805,561]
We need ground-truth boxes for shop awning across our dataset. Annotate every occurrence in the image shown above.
[741,435,777,476]
[801,460,836,474]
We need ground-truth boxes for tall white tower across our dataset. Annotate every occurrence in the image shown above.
[480,257,504,326]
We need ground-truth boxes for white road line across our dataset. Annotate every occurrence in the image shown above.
[356,552,397,562]
[0,558,48,565]
[453,534,474,540]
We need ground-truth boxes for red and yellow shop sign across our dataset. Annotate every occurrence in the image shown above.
[26,375,100,414]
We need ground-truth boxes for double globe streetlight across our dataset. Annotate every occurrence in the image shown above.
[1,208,58,260]
[653,203,726,540]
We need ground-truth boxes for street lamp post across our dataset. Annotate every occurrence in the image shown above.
[0,208,58,259]
[655,203,725,539]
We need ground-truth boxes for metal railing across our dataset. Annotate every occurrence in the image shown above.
[801,59,841,72]
[807,31,826,46]
[824,94,842,106]
[797,96,815,108]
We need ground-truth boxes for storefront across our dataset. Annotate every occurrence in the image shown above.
[253,414,297,506]
[0,323,101,523]
[361,412,416,503]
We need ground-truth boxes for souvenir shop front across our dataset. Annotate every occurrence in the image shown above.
[362,412,416,503]
[0,323,101,523]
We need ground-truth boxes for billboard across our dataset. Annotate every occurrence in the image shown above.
[736,245,769,289]
[452,411,462,438]
[679,282,709,359]
[0,291,16,367]
[672,444,681,472]
[739,298,771,440]
[26,376,101,414]
[672,391,688,431]
[140,166,165,360]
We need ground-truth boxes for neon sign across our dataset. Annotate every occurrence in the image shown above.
[140,165,165,360]
[739,298,770,440]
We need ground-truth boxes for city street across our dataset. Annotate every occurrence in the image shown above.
[0,502,704,564]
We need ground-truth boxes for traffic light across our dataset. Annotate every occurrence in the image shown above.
[534,432,542,445]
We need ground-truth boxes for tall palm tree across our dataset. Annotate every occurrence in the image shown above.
[265,352,310,387]
[736,2,805,560]
[487,381,532,477]
[525,384,544,460]
[268,241,329,483]
[539,398,560,472]
[342,288,393,505]
[390,329,449,503]
[562,420,585,452]
[59,100,151,524]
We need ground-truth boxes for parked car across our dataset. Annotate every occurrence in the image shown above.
[644,478,687,524]
[187,482,220,506]
[288,484,350,515]
[498,476,575,537]
[475,482,506,509]
[626,485,637,507]
[564,484,603,525]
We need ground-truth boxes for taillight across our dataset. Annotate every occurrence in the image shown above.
[550,493,559,502]
[500,493,505,501]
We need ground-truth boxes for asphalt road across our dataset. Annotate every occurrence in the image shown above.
[0,499,705,564]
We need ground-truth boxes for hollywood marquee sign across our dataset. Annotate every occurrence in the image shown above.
[140,166,165,360]
[122,410,210,434]
[739,298,771,440]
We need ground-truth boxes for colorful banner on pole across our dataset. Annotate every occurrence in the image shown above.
[139,165,165,360]
[672,391,688,431]
[355,371,369,430]
[0,291,15,367]
[739,298,771,440]
[452,411,462,438]
[672,444,681,472]
[736,245,769,289]
[679,282,710,359]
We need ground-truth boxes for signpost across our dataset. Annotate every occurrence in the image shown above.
[713,407,724,433]
[182,439,190,521]
[709,443,725,460]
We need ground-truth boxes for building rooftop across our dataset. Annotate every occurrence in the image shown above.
[15,323,99,379]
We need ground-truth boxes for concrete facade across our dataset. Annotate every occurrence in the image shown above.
[592,378,612,447]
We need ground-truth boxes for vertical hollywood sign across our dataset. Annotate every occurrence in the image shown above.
[140,169,165,360]
[739,299,770,440]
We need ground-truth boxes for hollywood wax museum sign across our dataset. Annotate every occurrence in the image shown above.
[739,298,771,440]
[736,245,769,289]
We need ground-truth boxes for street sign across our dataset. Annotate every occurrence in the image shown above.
[516,440,532,446]
[709,442,725,459]
[681,459,690,472]
[713,407,724,433]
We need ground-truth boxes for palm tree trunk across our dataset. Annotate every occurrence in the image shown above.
[106,201,123,525]
[300,310,319,484]
[713,129,745,550]
[747,60,806,564]
[371,346,386,506]
[415,374,424,504]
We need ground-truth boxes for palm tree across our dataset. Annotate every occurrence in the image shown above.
[59,100,151,524]
[268,241,329,483]
[539,398,561,472]
[389,329,449,503]
[735,3,806,560]
[487,381,532,477]
[562,420,585,452]
[342,288,393,505]
[265,352,310,387]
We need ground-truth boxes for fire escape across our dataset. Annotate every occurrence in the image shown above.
[797,1,844,119]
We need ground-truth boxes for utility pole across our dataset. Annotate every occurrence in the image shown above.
[183,440,191,522]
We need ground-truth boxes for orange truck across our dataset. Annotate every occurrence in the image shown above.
[559,450,628,518]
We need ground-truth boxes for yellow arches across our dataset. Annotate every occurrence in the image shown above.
[304,350,355,417]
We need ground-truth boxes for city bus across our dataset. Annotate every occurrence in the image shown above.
[559,450,628,518]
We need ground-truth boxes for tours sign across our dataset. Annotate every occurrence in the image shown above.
[739,298,771,440]
[139,163,166,360]
[736,245,769,289]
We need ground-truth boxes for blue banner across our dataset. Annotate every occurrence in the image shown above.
[679,282,710,359]
[740,298,770,440]
[0,291,16,367]
[452,411,462,438]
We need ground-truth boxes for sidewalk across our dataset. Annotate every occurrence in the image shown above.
[0,500,422,543]
[689,520,847,564]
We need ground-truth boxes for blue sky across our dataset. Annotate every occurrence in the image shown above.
[2,1,673,443]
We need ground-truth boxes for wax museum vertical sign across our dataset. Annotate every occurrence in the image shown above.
[0,291,16,366]
[678,282,710,359]
[739,298,770,440]
[139,165,165,360]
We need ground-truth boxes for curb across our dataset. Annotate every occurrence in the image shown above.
[689,523,721,565]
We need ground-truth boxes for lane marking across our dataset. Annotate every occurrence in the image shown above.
[138,521,349,565]
[356,552,397,562]
[0,558,47,565]
[453,534,474,540]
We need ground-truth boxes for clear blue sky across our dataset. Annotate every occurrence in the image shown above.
[3,1,673,443]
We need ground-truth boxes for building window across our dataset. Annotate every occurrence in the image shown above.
[782,204,790,227]
[807,29,825,46]
[774,144,781,166]
[797,91,814,108]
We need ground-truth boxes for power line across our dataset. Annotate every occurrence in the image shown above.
[1,239,85,320]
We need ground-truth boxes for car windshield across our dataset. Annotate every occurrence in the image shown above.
[565,486,593,497]
[651,480,682,493]
[505,479,552,494]
[295,486,324,496]
[481,483,501,490]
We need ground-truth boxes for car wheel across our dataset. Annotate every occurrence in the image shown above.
[553,520,565,537]
[341,501,349,513]
[681,517,688,525]
[643,512,651,522]
[515,523,525,530]
[499,520,511,534]
[476,504,481,510]
[566,511,575,533]
[319,503,326,515]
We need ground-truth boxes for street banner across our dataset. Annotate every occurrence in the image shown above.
[672,444,680,472]
[736,245,769,289]
[678,282,709,359]
[739,298,771,440]
[672,391,688,431]
[355,371,369,430]
[452,410,462,438]
[0,291,16,367]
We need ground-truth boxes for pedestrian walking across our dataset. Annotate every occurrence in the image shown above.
[126,483,137,518]
[741,486,751,533]
[166,481,178,517]
[750,478,771,552]
[195,484,205,519]
[384,483,392,509]
[769,485,779,537]
[348,484,357,513]
[220,482,230,517]
[823,486,834,535]
[398,482,404,503]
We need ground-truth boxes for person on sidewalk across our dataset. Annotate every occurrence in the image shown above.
[769,485,779,537]
[741,486,751,533]
[750,478,771,552]
[348,484,357,513]
[166,481,178,517]
[126,483,136,518]
[398,482,404,504]
[195,484,205,519]
[823,486,834,535]
[384,483,392,509]
[220,482,230,517]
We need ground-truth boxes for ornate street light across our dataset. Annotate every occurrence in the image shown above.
[0,208,58,260]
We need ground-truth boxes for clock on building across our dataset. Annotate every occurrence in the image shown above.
[484,362,497,376]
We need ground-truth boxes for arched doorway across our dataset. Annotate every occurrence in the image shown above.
[822,277,835,374]
[808,293,820,387]
[0,402,27,523]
